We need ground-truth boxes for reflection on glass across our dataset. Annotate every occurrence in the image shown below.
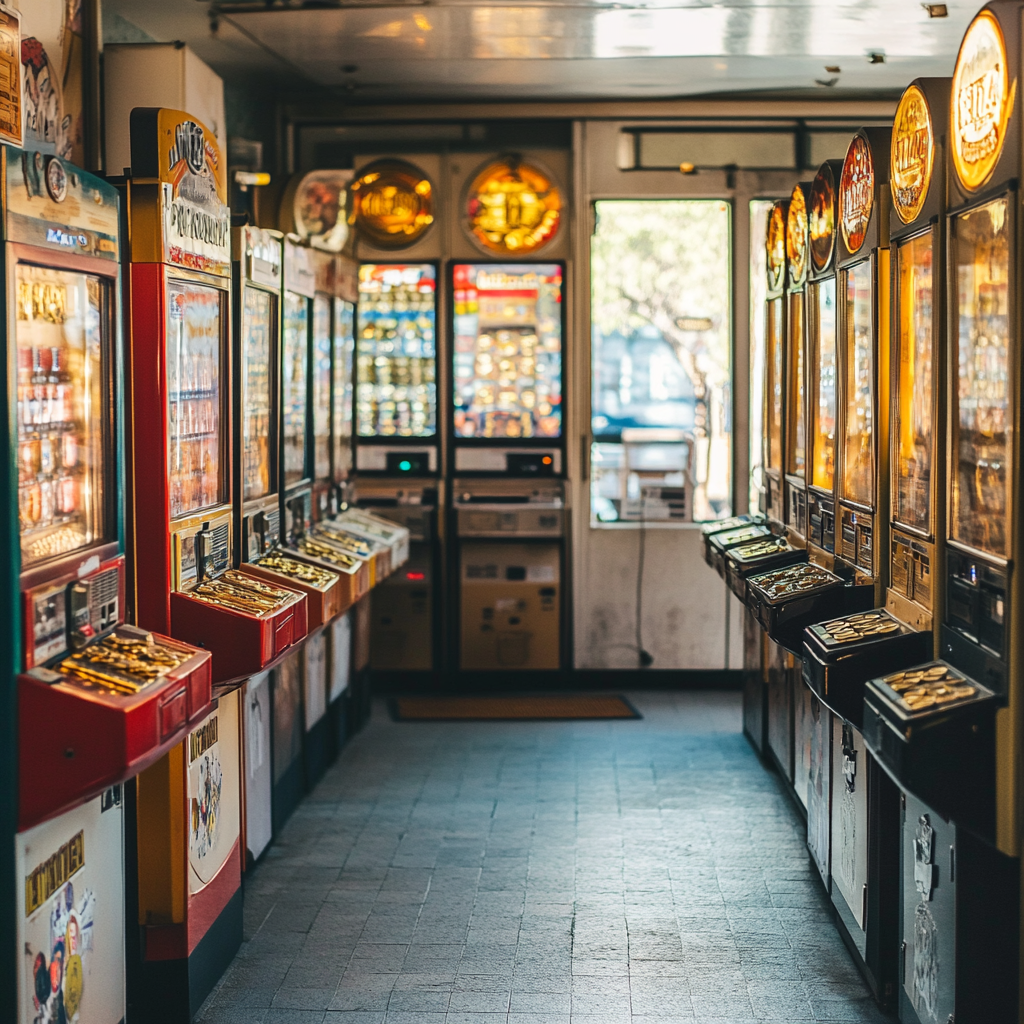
[283,292,309,487]
[786,291,806,476]
[766,296,784,470]
[17,266,107,565]
[952,198,1011,556]
[241,286,273,501]
[167,281,223,518]
[453,263,562,438]
[810,279,836,491]
[356,264,436,437]
[313,294,332,480]
[333,299,354,483]
[843,261,874,505]
[895,233,934,532]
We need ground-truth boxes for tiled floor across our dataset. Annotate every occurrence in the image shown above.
[198,691,890,1023]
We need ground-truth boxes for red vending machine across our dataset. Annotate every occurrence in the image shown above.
[7,149,211,1024]
[124,110,308,687]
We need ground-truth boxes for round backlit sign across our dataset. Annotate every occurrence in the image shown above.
[465,159,561,254]
[809,163,837,272]
[840,135,874,254]
[891,84,935,224]
[349,160,434,249]
[766,201,787,292]
[786,184,809,285]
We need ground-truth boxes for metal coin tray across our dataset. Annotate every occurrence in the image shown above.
[701,514,759,566]
[802,609,932,726]
[707,522,772,578]
[863,660,997,836]
[724,535,806,602]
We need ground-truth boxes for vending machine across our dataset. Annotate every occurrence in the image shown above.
[450,261,566,671]
[123,110,309,688]
[8,148,213,1024]
[864,11,1023,1020]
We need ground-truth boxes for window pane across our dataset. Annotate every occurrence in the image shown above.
[452,263,563,439]
[312,294,332,480]
[894,232,934,532]
[842,261,874,505]
[951,198,1011,556]
[809,279,836,492]
[241,286,273,502]
[591,199,732,521]
[17,266,109,565]
[786,290,805,477]
[166,280,224,518]
[283,292,309,487]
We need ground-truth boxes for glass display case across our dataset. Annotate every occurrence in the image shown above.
[333,298,354,483]
[893,232,934,534]
[356,263,437,438]
[810,279,836,492]
[766,296,784,470]
[313,294,332,481]
[283,292,309,488]
[240,285,274,502]
[842,261,874,506]
[17,266,110,568]
[786,292,805,477]
[166,280,225,520]
[452,262,563,439]
[950,198,1010,558]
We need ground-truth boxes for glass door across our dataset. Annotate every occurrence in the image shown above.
[841,261,875,508]
[786,290,806,479]
[16,264,113,567]
[282,292,311,488]
[240,285,276,503]
[312,294,332,481]
[809,278,836,493]
[333,299,355,483]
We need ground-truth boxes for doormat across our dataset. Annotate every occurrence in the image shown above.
[389,694,641,721]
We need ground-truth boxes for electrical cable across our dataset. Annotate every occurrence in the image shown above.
[635,492,654,668]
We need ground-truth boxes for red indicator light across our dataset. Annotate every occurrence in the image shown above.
[406,571,426,580]
[542,456,552,464]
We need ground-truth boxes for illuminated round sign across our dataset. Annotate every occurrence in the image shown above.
[465,159,561,254]
[766,201,787,292]
[891,84,935,224]
[349,160,434,248]
[786,184,809,285]
[286,169,351,252]
[809,163,837,272]
[840,135,874,254]
[951,10,1013,192]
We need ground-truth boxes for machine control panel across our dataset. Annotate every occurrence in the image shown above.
[454,478,564,538]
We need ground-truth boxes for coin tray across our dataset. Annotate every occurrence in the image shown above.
[707,522,773,578]
[701,514,761,566]
[724,536,807,603]
[802,609,932,726]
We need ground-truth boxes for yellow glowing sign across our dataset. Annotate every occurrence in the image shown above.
[787,185,809,285]
[766,201,787,292]
[840,134,874,254]
[349,160,434,248]
[809,163,837,272]
[465,159,561,254]
[951,10,1014,192]
[891,84,935,223]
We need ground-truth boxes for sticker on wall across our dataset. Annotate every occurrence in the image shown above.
[189,715,223,861]
[765,201,787,292]
[809,163,837,272]
[464,158,561,255]
[951,9,1014,192]
[0,4,22,147]
[840,135,874,254]
[348,159,434,249]
[281,169,352,253]
[891,83,934,224]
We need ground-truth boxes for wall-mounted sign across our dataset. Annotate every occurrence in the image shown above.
[348,160,434,249]
[465,158,561,255]
[281,169,351,253]
[766,201,787,291]
[0,4,21,147]
[787,185,809,285]
[840,135,874,254]
[951,10,1013,192]
[891,84,934,223]
[809,163,837,272]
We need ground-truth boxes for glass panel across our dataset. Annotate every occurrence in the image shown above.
[241,286,274,502]
[951,198,1011,556]
[809,278,836,491]
[842,261,874,505]
[767,297,784,470]
[333,299,354,483]
[282,292,309,487]
[356,264,437,437]
[17,266,107,566]
[166,280,224,519]
[786,290,806,476]
[894,232,935,532]
[749,200,774,512]
[453,263,562,439]
[312,294,332,480]
[591,199,733,521]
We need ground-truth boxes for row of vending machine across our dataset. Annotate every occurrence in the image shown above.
[707,5,1024,1020]
[7,107,415,1023]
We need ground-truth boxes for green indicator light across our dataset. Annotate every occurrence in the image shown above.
[399,460,412,471]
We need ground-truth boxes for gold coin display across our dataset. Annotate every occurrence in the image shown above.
[752,562,837,601]
[881,663,978,713]
[61,633,193,692]
[815,609,902,645]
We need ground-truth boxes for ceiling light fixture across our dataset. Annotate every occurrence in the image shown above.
[922,3,948,16]
[679,162,696,174]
